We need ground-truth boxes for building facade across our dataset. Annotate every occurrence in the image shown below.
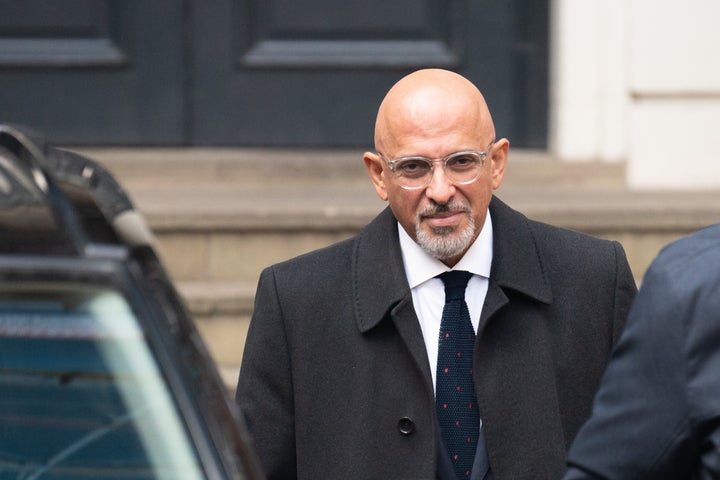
[551,0,720,189]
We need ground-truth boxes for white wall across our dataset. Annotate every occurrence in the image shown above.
[550,0,628,163]
[550,0,720,189]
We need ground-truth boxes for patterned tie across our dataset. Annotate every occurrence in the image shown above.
[436,270,480,479]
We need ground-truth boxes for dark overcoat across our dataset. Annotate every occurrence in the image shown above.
[236,195,637,480]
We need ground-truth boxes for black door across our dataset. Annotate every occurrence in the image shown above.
[0,0,547,148]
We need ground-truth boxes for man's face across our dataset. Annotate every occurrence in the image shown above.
[366,112,507,266]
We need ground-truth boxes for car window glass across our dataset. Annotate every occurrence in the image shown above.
[0,283,206,480]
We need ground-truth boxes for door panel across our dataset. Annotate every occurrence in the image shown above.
[191,0,464,146]
[0,0,185,145]
[191,0,547,147]
[238,0,458,68]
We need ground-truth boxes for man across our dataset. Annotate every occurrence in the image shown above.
[564,224,720,479]
[236,69,636,480]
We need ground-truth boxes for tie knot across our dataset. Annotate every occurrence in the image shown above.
[438,270,472,301]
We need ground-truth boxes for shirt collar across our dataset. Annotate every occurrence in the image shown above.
[398,210,494,289]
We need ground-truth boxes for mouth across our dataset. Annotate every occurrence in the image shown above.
[419,200,471,231]
[422,210,466,229]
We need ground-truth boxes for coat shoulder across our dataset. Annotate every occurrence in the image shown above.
[527,218,630,284]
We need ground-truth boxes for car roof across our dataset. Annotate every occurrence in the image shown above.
[0,124,154,256]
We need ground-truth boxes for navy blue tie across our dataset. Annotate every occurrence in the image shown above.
[436,270,480,479]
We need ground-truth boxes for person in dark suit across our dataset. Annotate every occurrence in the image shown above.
[564,224,720,480]
[235,69,637,480]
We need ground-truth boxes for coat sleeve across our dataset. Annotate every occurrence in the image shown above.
[235,266,298,480]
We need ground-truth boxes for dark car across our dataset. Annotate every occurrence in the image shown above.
[0,125,264,480]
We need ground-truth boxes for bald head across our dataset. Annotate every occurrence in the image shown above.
[374,69,495,155]
[363,69,508,266]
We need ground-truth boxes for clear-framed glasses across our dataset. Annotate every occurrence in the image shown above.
[378,141,495,190]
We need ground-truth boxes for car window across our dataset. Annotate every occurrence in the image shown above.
[0,283,207,480]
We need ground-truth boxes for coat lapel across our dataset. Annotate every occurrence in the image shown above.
[487,196,552,308]
[351,207,434,392]
[476,196,552,337]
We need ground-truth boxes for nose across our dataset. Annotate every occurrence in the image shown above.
[424,163,455,204]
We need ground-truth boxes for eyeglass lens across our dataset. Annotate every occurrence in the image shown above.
[393,152,483,187]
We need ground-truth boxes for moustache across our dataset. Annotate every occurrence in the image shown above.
[418,199,472,217]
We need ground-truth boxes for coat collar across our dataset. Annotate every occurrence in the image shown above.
[352,208,435,398]
[487,195,552,305]
[352,196,552,333]
[352,207,410,333]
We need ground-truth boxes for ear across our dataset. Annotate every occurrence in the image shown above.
[489,138,509,190]
[363,152,389,201]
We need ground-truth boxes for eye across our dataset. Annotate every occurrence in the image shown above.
[446,153,479,170]
[395,158,431,177]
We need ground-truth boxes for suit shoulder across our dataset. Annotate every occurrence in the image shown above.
[654,223,720,271]
[644,223,720,297]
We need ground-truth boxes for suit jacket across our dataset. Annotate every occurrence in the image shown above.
[564,224,720,480]
[236,195,636,480]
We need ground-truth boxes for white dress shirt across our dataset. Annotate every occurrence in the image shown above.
[398,211,493,391]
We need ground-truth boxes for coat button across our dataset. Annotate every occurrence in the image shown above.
[398,417,415,435]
